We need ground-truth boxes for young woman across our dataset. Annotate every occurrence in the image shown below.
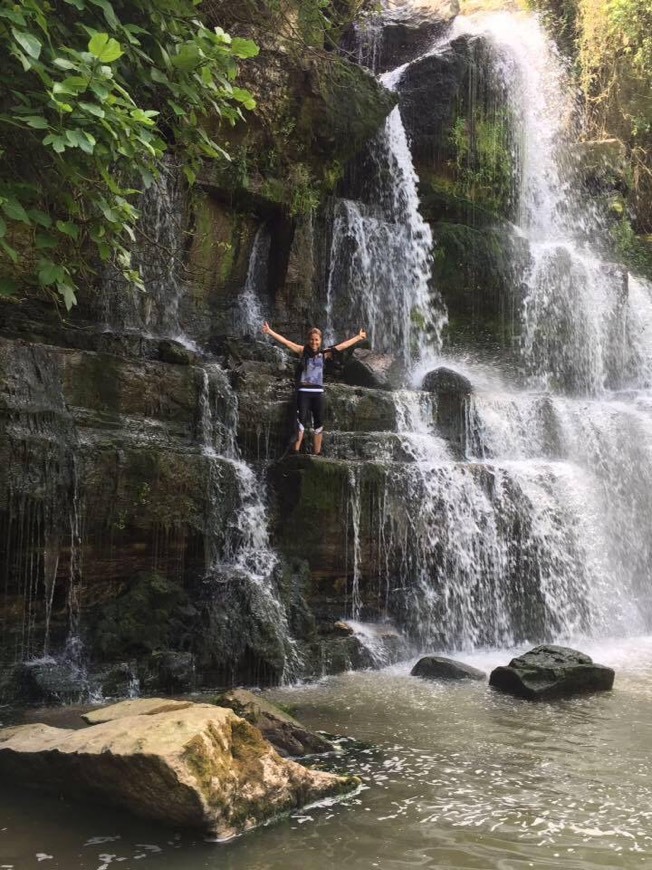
[262,322,367,455]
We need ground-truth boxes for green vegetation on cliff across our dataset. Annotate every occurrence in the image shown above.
[0,0,258,308]
[529,0,652,276]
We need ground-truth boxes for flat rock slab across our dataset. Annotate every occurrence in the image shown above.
[411,656,485,682]
[0,702,357,839]
[82,697,193,724]
[489,645,615,700]
[213,689,334,758]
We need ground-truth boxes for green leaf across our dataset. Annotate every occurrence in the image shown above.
[11,28,42,60]
[79,101,105,118]
[1,198,30,223]
[53,57,76,70]
[53,76,89,96]
[130,108,158,126]
[56,281,77,311]
[88,33,123,63]
[230,38,259,59]
[88,0,119,30]
[23,115,49,129]
[43,133,67,153]
[232,87,256,110]
[38,259,64,286]
[56,220,80,239]
[0,239,19,263]
[0,277,18,297]
[27,209,52,228]
[171,44,201,71]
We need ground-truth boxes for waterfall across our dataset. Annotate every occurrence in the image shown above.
[449,13,634,395]
[198,364,300,681]
[325,77,445,364]
[235,225,271,337]
[321,8,652,651]
[100,158,194,346]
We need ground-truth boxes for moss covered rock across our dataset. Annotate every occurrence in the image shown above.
[0,701,358,837]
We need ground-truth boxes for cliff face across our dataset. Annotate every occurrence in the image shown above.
[4,0,633,703]
[0,1,406,703]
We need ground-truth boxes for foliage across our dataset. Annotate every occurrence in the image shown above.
[0,0,258,308]
[203,0,369,49]
[449,110,517,220]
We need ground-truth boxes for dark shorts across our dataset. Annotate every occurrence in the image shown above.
[297,389,325,433]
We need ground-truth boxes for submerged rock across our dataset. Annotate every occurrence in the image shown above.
[489,645,615,700]
[1,701,357,838]
[213,689,333,758]
[411,656,485,682]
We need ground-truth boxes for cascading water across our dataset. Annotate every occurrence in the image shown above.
[325,76,445,364]
[100,158,194,346]
[235,224,271,337]
[198,364,299,681]
[327,8,652,651]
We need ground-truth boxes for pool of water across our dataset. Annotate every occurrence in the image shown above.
[2,637,652,869]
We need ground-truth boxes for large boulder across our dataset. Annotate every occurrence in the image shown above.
[341,350,404,391]
[489,645,615,700]
[1,700,357,839]
[213,689,333,758]
[411,656,485,682]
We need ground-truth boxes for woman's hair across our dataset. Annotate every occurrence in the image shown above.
[307,327,322,341]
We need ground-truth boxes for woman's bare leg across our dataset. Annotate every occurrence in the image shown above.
[313,431,323,455]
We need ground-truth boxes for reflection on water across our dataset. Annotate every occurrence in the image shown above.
[3,638,652,868]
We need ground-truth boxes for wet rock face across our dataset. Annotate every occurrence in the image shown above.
[422,366,472,454]
[489,645,615,700]
[341,350,404,391]
[411,656,485,681]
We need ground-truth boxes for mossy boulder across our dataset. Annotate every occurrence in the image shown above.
[0,701,358,837]
[213,689,334,757]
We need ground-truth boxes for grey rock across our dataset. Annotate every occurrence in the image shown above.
[341,350,404,391]
[489,645,615,700]
[411,655,486,682]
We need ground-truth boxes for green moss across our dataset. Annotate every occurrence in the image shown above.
[612,217,652,280]
[85,571,196,660]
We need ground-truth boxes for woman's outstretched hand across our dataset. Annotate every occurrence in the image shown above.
[358,329,367,341]
[262,321,271,335]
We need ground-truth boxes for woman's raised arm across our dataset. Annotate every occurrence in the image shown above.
[262,322,304,354]
[334,329,367,352]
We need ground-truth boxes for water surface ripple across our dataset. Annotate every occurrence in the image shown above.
[2,640,652,869]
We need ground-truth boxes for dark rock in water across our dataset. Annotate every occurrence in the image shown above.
[411,656,485,682]
[213,689,333,758]
[157,339,198,366]
[4,661,85,705]
[489,645,615,700]
[422,367,472,396]
[140,651,196,694]
[422,367,473,455]
[341,350,403,391]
